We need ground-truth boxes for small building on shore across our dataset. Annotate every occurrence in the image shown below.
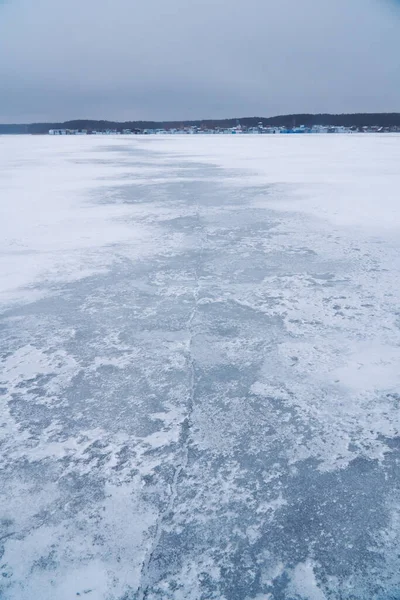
[49,129,87,135]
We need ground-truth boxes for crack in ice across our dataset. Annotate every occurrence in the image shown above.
[137,207,203,599]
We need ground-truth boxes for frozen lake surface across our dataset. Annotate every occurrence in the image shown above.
[1,134,400,599]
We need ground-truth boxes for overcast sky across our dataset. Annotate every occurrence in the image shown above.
[0,0,399,123]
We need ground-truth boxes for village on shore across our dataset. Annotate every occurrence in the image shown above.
[48,122,400,136]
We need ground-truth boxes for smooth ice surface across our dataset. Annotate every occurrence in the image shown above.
[1,134,400,599]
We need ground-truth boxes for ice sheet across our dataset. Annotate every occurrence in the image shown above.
[1,134,400,599]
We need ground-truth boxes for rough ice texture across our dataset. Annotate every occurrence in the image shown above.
[1,133,400,599]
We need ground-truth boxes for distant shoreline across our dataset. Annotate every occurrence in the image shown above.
[1,113,400,135]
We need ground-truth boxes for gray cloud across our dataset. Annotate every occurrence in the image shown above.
[0,0,399,122]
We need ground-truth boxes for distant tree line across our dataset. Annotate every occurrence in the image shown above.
[1,113,400,134]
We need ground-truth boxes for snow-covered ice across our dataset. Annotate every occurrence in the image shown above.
[1,133,400,599]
